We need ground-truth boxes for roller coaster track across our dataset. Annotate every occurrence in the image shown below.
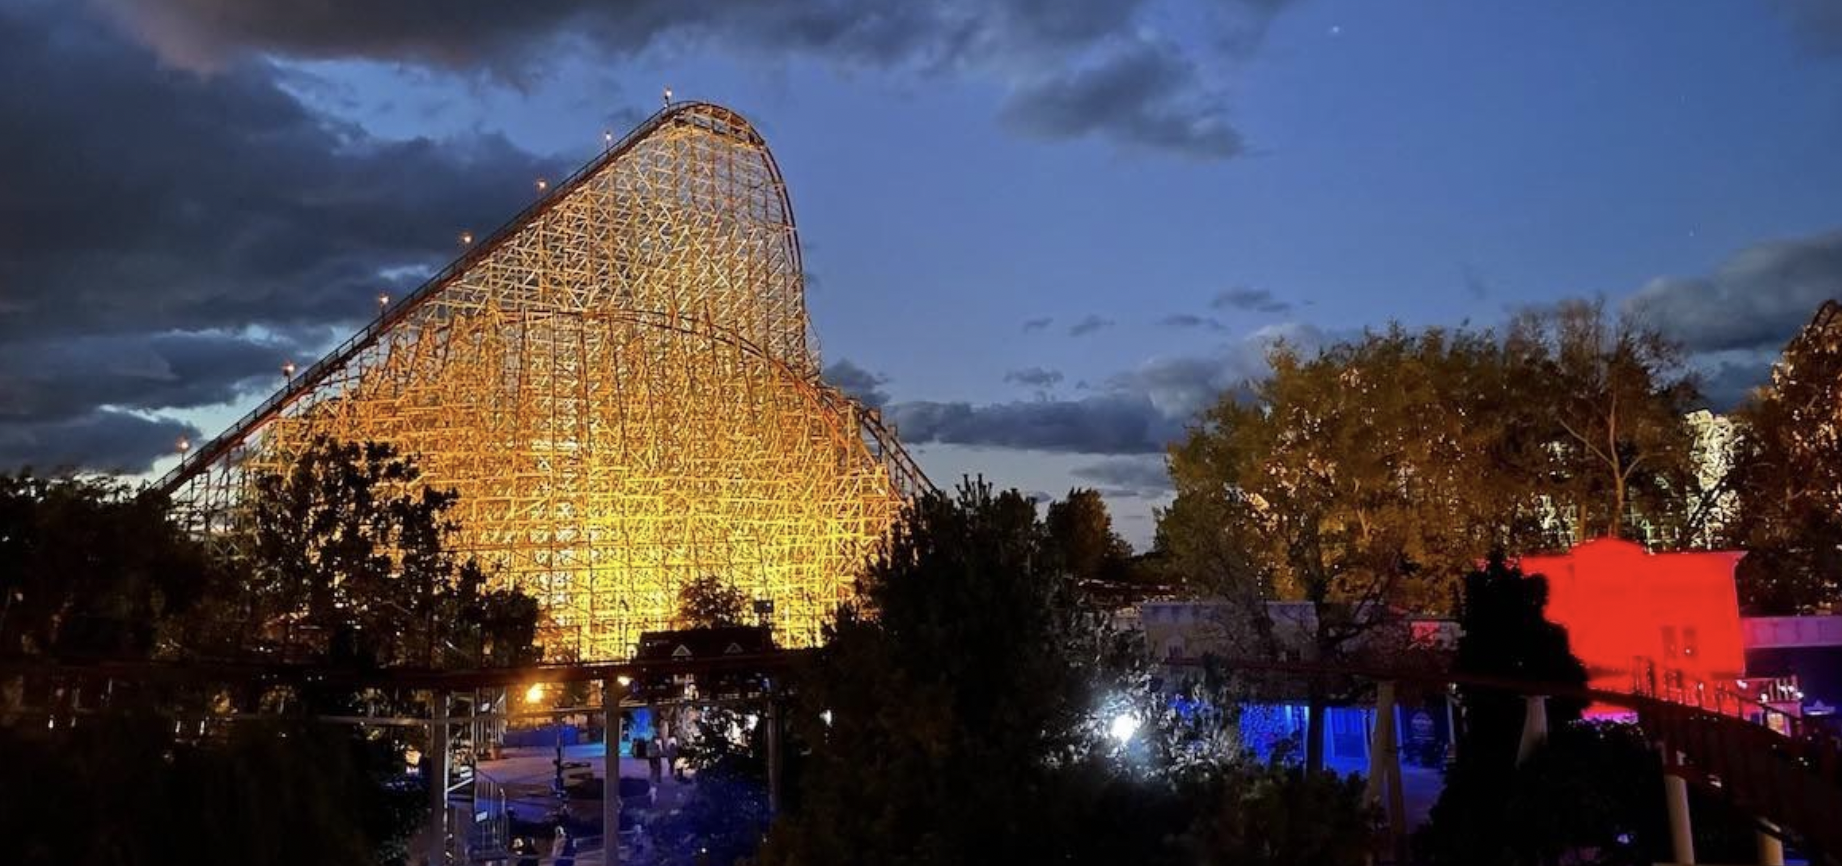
[146,101,932,658]
[152,102,926,500]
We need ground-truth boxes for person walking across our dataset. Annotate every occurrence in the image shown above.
[664,734,681,782]
[647,733,663,785]
[551,827,576,866]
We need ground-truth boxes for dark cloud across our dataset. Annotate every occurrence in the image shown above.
[1211,287,1292,314]
[0,330,313,424]
[887,394,1179,454]
[1624,229,1842,354]
[99,0,1296,160]
[0,410,199,475]
[1158,313,1224,330]
[95,0,1134,72]
[1698,355,1778,411]
[0,1,560,471]
[1068,314,1114,337]
[1021,317,1055,332]
[886,323,1323,454]
[997,36,1245,160]
[1769,0,1842,55]
[823,358,890,408]
[1071,455,1171,498]
[1004,367,1065,389]
[1111,322,1327,418]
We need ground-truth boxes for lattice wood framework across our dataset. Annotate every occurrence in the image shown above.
[157,103,929,660]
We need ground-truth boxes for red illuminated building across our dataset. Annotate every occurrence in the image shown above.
[1520,539,1747,711]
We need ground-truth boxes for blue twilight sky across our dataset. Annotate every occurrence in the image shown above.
[2,0,1840,544]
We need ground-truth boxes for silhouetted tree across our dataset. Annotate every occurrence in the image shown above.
[0,473,222,661]
[675,574,750,629]
[0,714,423,866]
[1418,554,1594,865]
[239,435,539,671]
[1045,487,1134,582]
[761,479,1152,864]
[1451,554,1588,767]
[1725,301,1842,613]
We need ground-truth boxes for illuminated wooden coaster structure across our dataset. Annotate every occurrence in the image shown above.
[156,102,929,660]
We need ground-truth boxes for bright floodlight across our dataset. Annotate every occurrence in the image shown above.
[525,683,545,704]
[1109,712,1139,744]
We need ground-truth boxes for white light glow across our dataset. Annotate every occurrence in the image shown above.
[1109,712,1139,744]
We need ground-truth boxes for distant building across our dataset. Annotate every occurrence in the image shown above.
[1741,616,1842,722]
[631,625,776,704]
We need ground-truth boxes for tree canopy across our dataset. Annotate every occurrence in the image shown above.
[763,479,1137,864]
[675,573,752,629]
[1503,299,1703,545]
[0,474,224,660]
[1418,554,1590,865]
[1723,303,1842,613]
[760,479,1374,866]
[0,438,543,866]
[236,435,539,670]
[1157,306,1702,769]
[1045,487,1135,583]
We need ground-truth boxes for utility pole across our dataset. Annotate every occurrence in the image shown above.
[426,693,451,866]
[766,678,782,817]
[604,677,625,866]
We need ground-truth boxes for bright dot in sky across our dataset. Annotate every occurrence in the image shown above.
[1329,25,1343,36]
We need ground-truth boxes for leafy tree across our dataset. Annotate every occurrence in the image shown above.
[1418,554,1591,865]
[753,479,1383,866]
[675,574,751,629]
[1178,761,1372,866]
[1450,555,1588,766]
[760,480,1149,864]
[0,473,222,660]
[237,435,539,670]
[1045,487,1135,582]
[0,714,423,866]
[1724,301,1842,613]
[0,454,483,865]
[1160,327,1524,770]
[1504,299,1703,545]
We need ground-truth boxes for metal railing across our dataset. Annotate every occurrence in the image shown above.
[1165,655,1842,859]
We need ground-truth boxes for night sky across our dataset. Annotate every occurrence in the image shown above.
[3,0,1840,543]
